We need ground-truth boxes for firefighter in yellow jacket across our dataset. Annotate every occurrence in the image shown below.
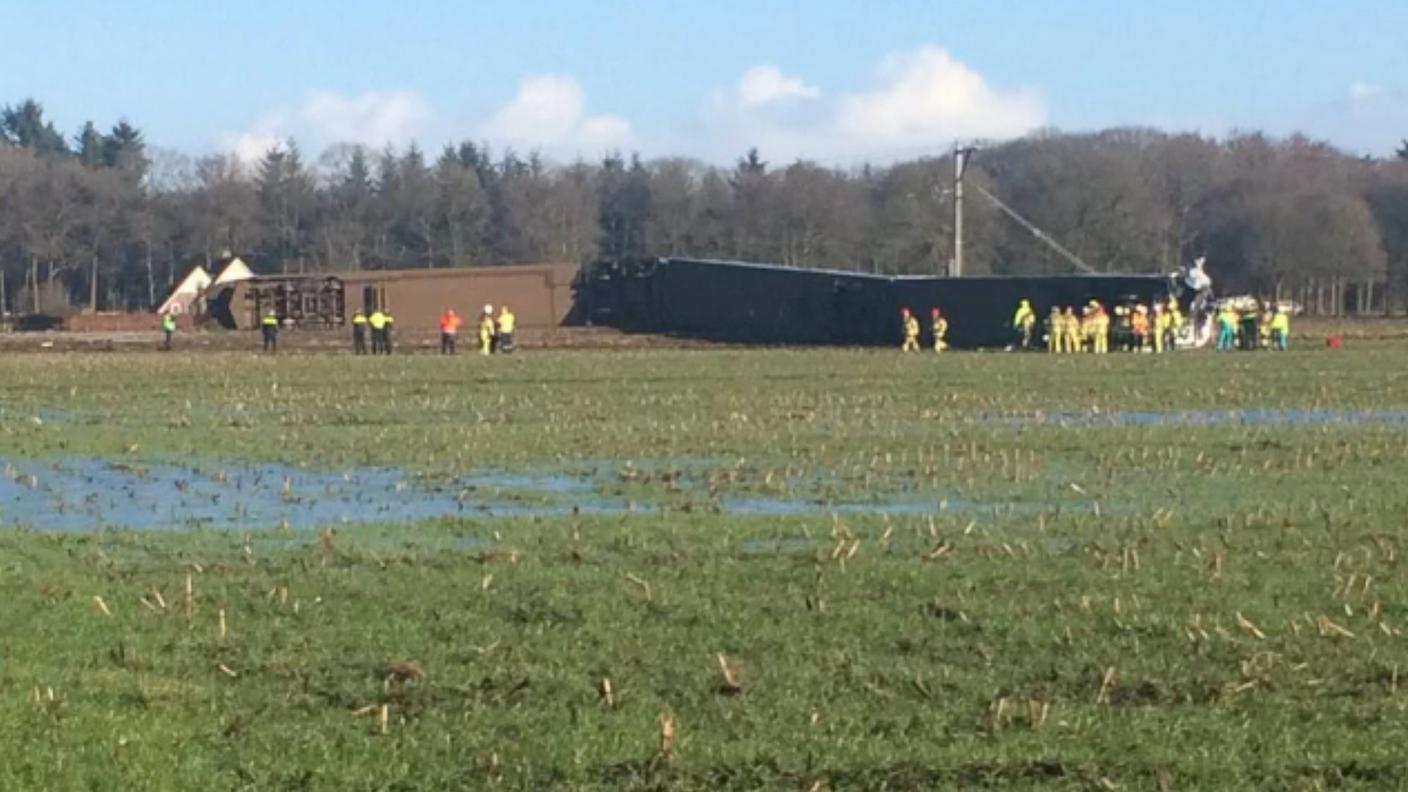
[900,307,920,352]
[1061,306,1080,353]
[1269,305,1290,350]
[1087,300,1110,354]
[496,305,516,354]
[930,308,948,352]
[1013,299,1036,350]
[1152,303,1170,353]
[478,304,496,355]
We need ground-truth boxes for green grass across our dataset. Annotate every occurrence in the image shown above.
[2,347,1407,790]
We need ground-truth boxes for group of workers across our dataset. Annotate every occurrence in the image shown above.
[434,304,516,356]
[1035,299,1185,354]
[170,303,519,355]
[348,308,397,354]
[1015,298,1157,353]
[900,307,949,352]
[347,304,515,355]
[901,297,1292,353]
[1215,301,1292,351]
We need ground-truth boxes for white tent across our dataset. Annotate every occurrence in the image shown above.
[212,257,254,286]
[156,266,212,316]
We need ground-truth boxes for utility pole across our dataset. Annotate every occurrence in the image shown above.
[952,142,978,277]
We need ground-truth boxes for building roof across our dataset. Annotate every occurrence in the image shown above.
[212,257,254,285]
[156,266,212,315]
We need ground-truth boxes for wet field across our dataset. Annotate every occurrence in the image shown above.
[3,348,1408,790]
[7,399,1407,532]
[0,454,1100,531]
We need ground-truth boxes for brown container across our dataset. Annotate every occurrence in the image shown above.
[215,263,579,331]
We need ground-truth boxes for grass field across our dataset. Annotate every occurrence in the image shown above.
[3,345,1408,790]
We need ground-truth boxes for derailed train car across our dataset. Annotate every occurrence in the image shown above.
[579,257,1184,348]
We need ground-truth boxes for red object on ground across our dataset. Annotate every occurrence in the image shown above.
[1326,336,1343,349]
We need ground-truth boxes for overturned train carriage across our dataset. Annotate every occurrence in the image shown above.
[578,258,1186,348]
[205,263,579,331]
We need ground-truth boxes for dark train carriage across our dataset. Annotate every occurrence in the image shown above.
[893,273,1178,348]
[580,258,1179,348]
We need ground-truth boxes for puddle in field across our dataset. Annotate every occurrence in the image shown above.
[991,408,1408,428]
[0,457,617,532]
[0,456,1034,532]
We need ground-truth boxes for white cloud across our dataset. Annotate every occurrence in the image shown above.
[216,48,1041,167]
[696,46,1046,163]
[224,131,284,166]
[476,74,632,157]
[1349,81,1384,101]
[298,90,435,148]
[220,78,630,166]
[837,47,1044,146]
[737,65,820,107]
[218,90,436,165]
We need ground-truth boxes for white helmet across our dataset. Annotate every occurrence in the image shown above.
[483,303,493,314]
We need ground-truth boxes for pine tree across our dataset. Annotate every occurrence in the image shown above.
[75,122,106,168]
[256,141,313,272]
[598,152,652,259]
[103,120,149,180]
[1,99,69,156]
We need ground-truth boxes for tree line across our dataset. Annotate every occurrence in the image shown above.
[3,97,1408,315]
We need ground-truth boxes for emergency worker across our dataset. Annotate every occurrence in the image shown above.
[1046,306,1062,353]
[1131,304,1151,351]
[1061,307,1079,353]
[352,310,368,355]
[368,308,387,354]
[261,310,279,353]
[1216,304,1238,351]
[900,307,920,352]
[479,304,497,355]
[496,305,516,354]
[439,309,462,355]
[1090,301,1110,354]
[1270,306,1290,350]
[931,308,948,352]
[1152,303,1170,353]
[161,312,176,351]
[382,311,396,355]
[1013,299,1036,349]
[1238,303,1259,351]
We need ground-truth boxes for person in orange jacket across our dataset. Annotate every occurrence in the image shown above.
[439,308,462,355]
[1131,304,1151,352]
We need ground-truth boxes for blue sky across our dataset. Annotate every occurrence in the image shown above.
[3,0,1406,164]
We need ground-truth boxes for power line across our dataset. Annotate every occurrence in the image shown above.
[968,181,1098,275]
